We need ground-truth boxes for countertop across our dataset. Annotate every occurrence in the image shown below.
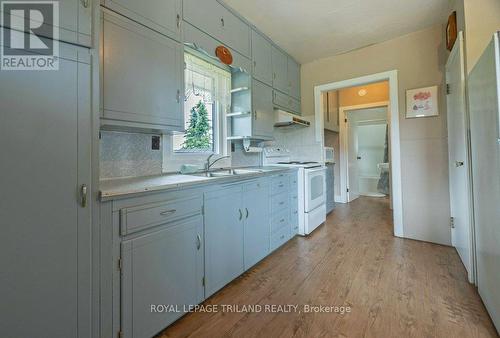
[99,166,293,201]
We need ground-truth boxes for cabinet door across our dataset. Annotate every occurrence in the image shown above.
[243,180,270,269]
[183,0,250,57]
[204,186,244,297]
[0,0,92,46]
[251,30,273,85]
[273,90,292,111]
[324,91,339,131]
[288,57,300,99]
[272,46,289,94]
[103,0,181,41]
[0,42,92,337]
[121,217,204,338]
[252,80,274,138]
[102,10,183,130]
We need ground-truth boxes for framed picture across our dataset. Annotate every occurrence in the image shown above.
[406,86,439,118]
[446,11,457,51]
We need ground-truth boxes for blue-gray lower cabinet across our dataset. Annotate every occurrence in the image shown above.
[120,216,204,338]
[243,180,270,270]
[204,185,245,297]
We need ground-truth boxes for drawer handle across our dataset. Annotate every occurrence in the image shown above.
[245,208,249,219]
[278,184,284,188]
[196,234,201,250]
[176,89,181,103]
[176,14,180,28]
[280,235,285,239]
[294,211,298,214]
[160,209,176,216]
[280,218,285,223]
[279,202,284,205]
[238,209,242,221]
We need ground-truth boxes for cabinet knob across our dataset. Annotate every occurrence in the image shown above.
[196,234,201,250]
[221,17,225,27]
[80,0,89,8]
[176,14,180,29]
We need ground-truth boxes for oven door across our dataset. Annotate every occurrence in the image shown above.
[304,167,326,212]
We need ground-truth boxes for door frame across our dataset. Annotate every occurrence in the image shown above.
[314,70,404,238]
[445,31,476,284]
[340,102,389,203]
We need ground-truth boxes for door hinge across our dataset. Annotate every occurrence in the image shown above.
[202,277,205,286]
[346,188,349,192]
[345,118,347,123]
[446,84,451,95]
[118,258,122,271]
[450,217,455,228]
[118,330,123,338]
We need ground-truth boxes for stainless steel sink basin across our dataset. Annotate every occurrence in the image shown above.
[190,168,264,178]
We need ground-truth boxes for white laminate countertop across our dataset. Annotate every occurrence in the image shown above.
[99,166,292,201]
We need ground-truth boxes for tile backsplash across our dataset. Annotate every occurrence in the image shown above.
[100,131,163,179]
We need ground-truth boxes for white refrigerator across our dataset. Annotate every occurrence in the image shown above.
[468,32,500,331]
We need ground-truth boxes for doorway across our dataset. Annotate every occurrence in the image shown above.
[314,70,403,237]
[345,106,389,201]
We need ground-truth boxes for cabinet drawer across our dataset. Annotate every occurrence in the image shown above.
[271,226,290,251]
[271,210,289,234]
[271,192,289,214]
[120,195,202,235]
[271,174,289,195]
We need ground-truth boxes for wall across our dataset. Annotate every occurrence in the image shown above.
[463,0,500,73]
[100,131,163,179]
[274,115,323,162]
[100,131,255,179]
[324,130,340,197]
[301,24,451,245]
[339,81,389,107]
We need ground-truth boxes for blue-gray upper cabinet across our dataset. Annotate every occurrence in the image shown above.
[251,30,273,86]
[288,57,300,99]
[0,41,92,337]
[102,0,181,41]
[272,45,289,94]
[243,180,270,269]
[120,216,204,338]
[101,9,184,132]
[0,0,91,47]
[252,80,275,139]
[204,185,244,297]
[183,0,250,57]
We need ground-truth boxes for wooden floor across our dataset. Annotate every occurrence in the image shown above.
[158,197,498,338]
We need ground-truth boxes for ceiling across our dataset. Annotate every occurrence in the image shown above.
[223,0,449,64]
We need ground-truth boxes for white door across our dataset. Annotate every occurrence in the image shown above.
[445,32,474,283]
[347,113,360,201]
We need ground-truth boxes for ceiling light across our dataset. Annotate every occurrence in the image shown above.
[358,89,367,96]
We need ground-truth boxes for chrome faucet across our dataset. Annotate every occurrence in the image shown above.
[205,154,230,171]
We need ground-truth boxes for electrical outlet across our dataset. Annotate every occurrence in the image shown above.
[151,136,161,150]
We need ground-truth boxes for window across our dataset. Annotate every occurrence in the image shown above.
[173,52,231,154]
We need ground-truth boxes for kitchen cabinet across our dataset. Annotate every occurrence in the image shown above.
[252,80,275,138]
[0,41,92,337]
[273,90,300,115]
[326,163,335,213]
[290,172,299,235]
[103,0,182,41]
[251,30,273,86]
[101,9,184,132]
[243,180,270,269]
[288,57,301,99]
[204,185,244,297]
[121,216,204,338]
[272,46,289,94]
[323,91,339,132]
[183,0,250,57]
[0,0,92,47]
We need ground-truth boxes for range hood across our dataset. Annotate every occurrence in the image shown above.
[274,110,310,128]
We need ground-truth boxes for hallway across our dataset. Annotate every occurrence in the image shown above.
[159,197,497,338]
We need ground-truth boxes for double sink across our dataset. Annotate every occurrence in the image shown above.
[190,168,270,178]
